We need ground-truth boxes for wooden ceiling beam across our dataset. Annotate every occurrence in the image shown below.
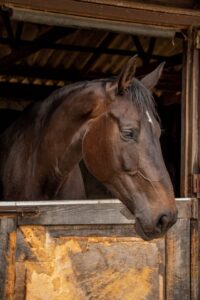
[132,36,144,54]
[82,32,116,73]
[0,27,75,70]
[0,73,181,101]
[0,9,15,47]
[145,37,156,64]
[3,0,200,28]
[15,21,24,40]
[0,56,182,82]
[0,37,182,63]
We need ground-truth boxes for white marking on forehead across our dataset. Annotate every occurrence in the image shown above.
[146,110,153,124]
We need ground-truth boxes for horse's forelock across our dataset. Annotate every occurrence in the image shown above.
[129,78,159,122]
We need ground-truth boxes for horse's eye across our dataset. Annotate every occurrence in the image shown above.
[121,129,138,141]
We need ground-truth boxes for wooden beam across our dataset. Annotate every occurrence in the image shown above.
[0,198,196,225]
[132,36,145,56]
[0,217,17,299]
[15,21,24,40]
[82,32,116,73]
[181,29,200,197]
[132,36,157,65]
[2,0,200,28]
[0,9,15,47]
[0,37,176,61]
[0,52,182,79]
[145,37,156,64]
[0,27,75,70]
[166,218,191,299]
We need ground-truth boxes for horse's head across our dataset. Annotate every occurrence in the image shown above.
[82,56,177,240]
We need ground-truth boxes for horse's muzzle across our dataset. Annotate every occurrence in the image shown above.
[135,209,178,241]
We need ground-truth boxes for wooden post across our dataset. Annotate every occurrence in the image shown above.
[181,29,199,197]
[181,28,200,300]
[0,217,17,300]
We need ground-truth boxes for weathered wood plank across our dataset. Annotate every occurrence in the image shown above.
[14,262,25,300]
[190,198,200,300]
[181,29,200,196]
[0,217,17,300]
[14,225,164,300]
[0,199,195,226]
[47,224,137,238]
[1,0,200,30]
[78,0,199,11]
[191,219,199,300]
[17,203,135,225]
[166,218,191,300]
[0,198,194,299]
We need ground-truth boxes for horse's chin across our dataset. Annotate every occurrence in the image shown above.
[135,218,164,241]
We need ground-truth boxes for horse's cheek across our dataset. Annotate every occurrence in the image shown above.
[82,127,111,181]
[120,143,139,172]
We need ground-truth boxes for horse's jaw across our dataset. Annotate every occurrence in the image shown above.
[102,176,177,241]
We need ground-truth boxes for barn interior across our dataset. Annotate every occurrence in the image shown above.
[0,14,183,197]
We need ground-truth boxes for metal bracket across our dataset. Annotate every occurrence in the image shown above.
[192,174,200,198]
[195,30,200,49]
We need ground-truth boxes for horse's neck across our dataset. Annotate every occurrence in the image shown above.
[57,122,89,176]
[39,91,106,178]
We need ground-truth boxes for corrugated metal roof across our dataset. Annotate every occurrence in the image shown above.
[0,21,182,88]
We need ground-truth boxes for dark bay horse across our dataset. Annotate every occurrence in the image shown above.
[0,56,177,240]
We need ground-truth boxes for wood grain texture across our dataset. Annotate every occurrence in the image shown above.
[190,198,200,300]
[166,219,191,300]
[181,30,200,197]
[17,203,135,225]
[0,199,197,298]
[0,198,195,226]
[1,0,200,28]
[0,217,17,300]
[14,225,164,300]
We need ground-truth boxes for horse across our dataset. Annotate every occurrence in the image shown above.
[0,56,177,240]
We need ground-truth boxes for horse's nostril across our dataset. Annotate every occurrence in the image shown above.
[156,214,170,233]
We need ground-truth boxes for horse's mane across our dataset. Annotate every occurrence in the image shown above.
[2,77,157,136]
[38,77,157,120]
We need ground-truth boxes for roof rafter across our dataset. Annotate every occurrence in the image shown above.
[0,27,75,70]
[0,37,182,62]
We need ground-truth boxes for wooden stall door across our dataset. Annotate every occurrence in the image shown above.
[0,198,197,300]
[14,228,164,300]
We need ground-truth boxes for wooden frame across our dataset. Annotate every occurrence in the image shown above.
[181,29,200,197]
[0,198,198,299]
[1,0,200,29]
[0,1,199,299]
[0,198,196,225]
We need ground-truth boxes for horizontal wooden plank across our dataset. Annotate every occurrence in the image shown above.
[17,202,135,225]
[47,224,137,237]
[9,7,176,38]
[0,198,196,225]
[176,198,198,219]
[79,0,199,13]
[2,0,200,29]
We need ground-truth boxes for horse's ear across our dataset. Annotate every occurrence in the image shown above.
[141,62,165,90]
[117,55,137,95]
